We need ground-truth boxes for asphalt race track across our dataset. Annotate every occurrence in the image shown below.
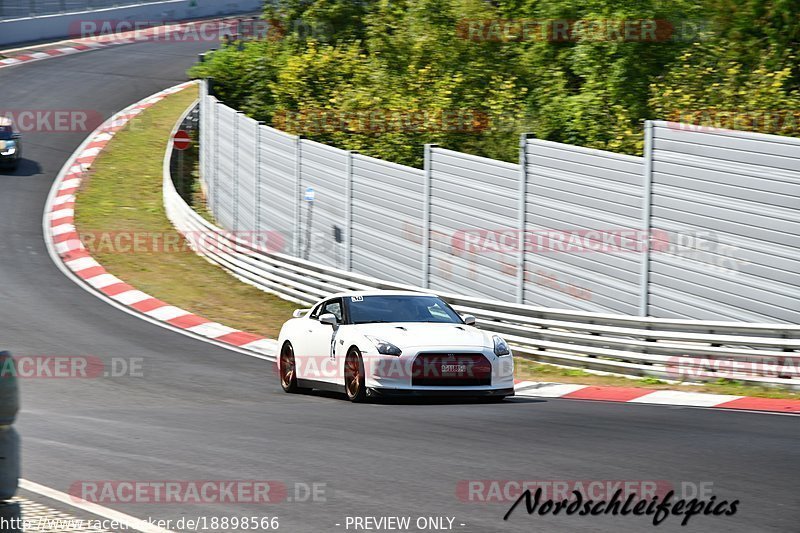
[1,39,798,533]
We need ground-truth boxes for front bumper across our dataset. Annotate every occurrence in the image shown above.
[368,387,514,398]
[362,347,515,392]
[0,153,19,167]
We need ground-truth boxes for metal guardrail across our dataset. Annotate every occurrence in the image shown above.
[0,1,164,20]
[164,103,800,389]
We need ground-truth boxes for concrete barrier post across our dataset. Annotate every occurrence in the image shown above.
[0,428,19,501]
[0,351,20,532]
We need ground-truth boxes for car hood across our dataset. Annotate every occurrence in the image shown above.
[351,323,490,349]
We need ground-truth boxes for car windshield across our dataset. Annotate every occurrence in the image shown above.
[347,295,463,325]
[0,126,14,140]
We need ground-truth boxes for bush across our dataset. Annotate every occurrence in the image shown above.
[190,0,800,166]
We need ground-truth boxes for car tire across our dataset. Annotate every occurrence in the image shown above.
[279,342,307,393]
[344,349,367,403]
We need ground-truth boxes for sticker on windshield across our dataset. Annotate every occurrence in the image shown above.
[351,296,364,302]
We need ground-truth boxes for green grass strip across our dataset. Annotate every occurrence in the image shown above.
[74,86,296,337]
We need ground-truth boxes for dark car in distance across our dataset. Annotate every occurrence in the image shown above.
[0,118,22,171]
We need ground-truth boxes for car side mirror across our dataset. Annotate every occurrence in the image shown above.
[319,313,338,326]
[462,315,476,326]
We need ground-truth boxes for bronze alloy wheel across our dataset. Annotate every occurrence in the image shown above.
[344,349,366,402]
[280,342,301,393]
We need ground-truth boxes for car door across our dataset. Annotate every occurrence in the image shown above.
[303,298,344,384]
[290,302,321,381]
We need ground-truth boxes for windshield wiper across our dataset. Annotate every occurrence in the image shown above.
[354,320,390,324]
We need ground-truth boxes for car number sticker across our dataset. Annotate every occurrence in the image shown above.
[351,296,363,302]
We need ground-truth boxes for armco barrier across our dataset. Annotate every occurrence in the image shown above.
[1,1,150,20]
[0,0,262,46]
[165,106,800,387]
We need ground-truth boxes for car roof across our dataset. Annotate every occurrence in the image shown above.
[0,117,12,127]
[326,290,438,300]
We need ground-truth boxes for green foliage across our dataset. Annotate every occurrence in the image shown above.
[640,377,667,385]
[190,0,800,167]
[651,43,800,135]
[714,378,745,386]
[265,0,376,43]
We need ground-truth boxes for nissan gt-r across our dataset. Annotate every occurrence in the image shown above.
[277,291,515,402]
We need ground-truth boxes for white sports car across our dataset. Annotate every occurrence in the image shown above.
[277,291,515,402]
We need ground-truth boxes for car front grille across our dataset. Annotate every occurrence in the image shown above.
[411,353,492,386]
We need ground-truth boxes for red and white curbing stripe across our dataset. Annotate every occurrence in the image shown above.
[0,19,236,70]
[0,40,131,69]
[43,83,800,414]
[44,82,277,359]
[514,380,800,414]
[0,46,89,68]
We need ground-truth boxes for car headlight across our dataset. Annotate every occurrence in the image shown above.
[1,141,16,156]
[493,335,511,356]
[365,336,402,356]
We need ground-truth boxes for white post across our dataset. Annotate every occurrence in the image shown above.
[293,136,303,257]
[199,81,206,194]
[233,111,242,231]
[345,151,356,271]
[422,144,436,288]
[639,121,655,316]
[517,133,530,304]
[255,121,264,235]
[212,102,220,220]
